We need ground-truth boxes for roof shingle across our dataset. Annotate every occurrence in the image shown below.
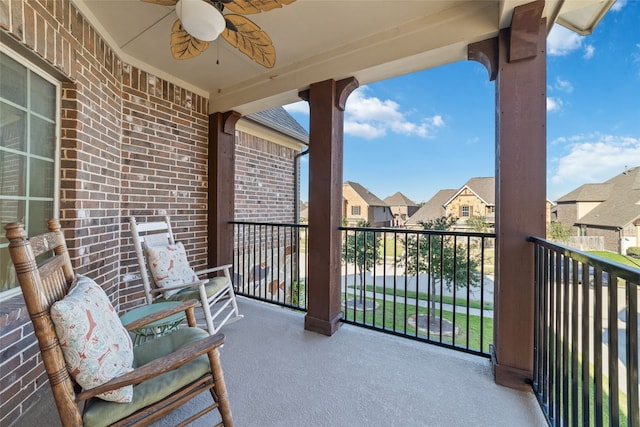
[245,107,309,144]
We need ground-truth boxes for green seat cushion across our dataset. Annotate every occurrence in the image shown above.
[161,276,230,303]
[82,328,212,427]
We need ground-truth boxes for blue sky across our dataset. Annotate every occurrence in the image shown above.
[285,0,640,204]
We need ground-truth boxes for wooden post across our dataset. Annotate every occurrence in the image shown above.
[208,111,241,268]
[300,77,358,335]
[469,0,547,390]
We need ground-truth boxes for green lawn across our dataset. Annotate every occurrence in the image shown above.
[588,251,640,269]
[546,336,629,426]
[342,297,493,353]
[349,284,494,310]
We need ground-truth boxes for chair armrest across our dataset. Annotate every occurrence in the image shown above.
[75,333,226,402]
[123,301,199,331]
[194,264,232,276]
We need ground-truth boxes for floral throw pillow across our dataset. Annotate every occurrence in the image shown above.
[50,275,134,402]
[145,242,199,299]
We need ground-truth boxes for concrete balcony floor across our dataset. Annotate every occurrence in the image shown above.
[20,297,547,426]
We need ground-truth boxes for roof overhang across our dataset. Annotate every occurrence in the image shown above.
[71,0,615,115]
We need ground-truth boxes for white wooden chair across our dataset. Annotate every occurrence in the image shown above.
[129,216,242,335]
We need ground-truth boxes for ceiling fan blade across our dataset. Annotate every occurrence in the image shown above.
[170,19,210,59]
[142,0,178,6]
[221,14,275,68]
[222,0,295,15]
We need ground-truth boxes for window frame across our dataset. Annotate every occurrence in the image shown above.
[0,45,61,300]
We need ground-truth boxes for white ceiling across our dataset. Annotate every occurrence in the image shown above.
[74,0,614,115]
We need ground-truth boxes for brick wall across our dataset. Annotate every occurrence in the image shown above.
[119,64,210,311]
[235,132,296,222]
[0,1,210,424]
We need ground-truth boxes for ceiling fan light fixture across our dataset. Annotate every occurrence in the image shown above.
[176,0,225,41]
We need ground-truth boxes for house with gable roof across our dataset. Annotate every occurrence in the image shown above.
[343,181,393,227]
[407,178,496,231]
[384,192,419,227]
[552,166,640,254]
[444,177,496,230]
[405,189,457,229]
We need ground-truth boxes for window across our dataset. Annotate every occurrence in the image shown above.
[351,206,361,215]
[0,49,60,296]
[460,205,470,217]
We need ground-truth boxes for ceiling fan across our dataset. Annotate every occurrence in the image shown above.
[143,0,295,68]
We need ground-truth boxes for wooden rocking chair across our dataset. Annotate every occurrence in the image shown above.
[129,216,242,335]
[5,219,234,427]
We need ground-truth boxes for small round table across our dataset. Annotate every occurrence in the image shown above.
[120,302,186,346]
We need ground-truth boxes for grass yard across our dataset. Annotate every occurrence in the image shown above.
[350,284,494,310]
[342,297,493,354]
[588,251,640,269]
[541,336,629,426]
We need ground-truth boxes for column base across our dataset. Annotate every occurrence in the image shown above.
[491,345,533,391]
[304,312,343,336]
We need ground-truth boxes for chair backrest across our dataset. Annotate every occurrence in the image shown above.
[129,216,176,304]
[4,220,84,426]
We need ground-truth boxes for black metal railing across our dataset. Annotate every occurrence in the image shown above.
[530,237,639,427]
[231,222,495,357]
[231,221,308,310]
[340,226,495,356]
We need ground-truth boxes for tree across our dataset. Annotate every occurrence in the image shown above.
[403,215,481,327]
[466,215,490,233]
[547,221,573,243]
[342,220,382,307]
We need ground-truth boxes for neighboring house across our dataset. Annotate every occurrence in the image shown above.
[384,192,419,227]
[552,166,640,254]
[343,182,393,227]
[405,189,457,229]
[407,177,495,231]
[445,177,496,230]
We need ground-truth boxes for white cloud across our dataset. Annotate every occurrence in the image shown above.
[548,26,583,56]
[549,133,640,197]
[554,77,573,93]
[547,96,563,112]
[547,25,595,59]
[343,121,386,139]
[284,87,445,140]
[344,87,444,139]
[611,0,627,12]
[583,44,595,59]
[283,101,309,115]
